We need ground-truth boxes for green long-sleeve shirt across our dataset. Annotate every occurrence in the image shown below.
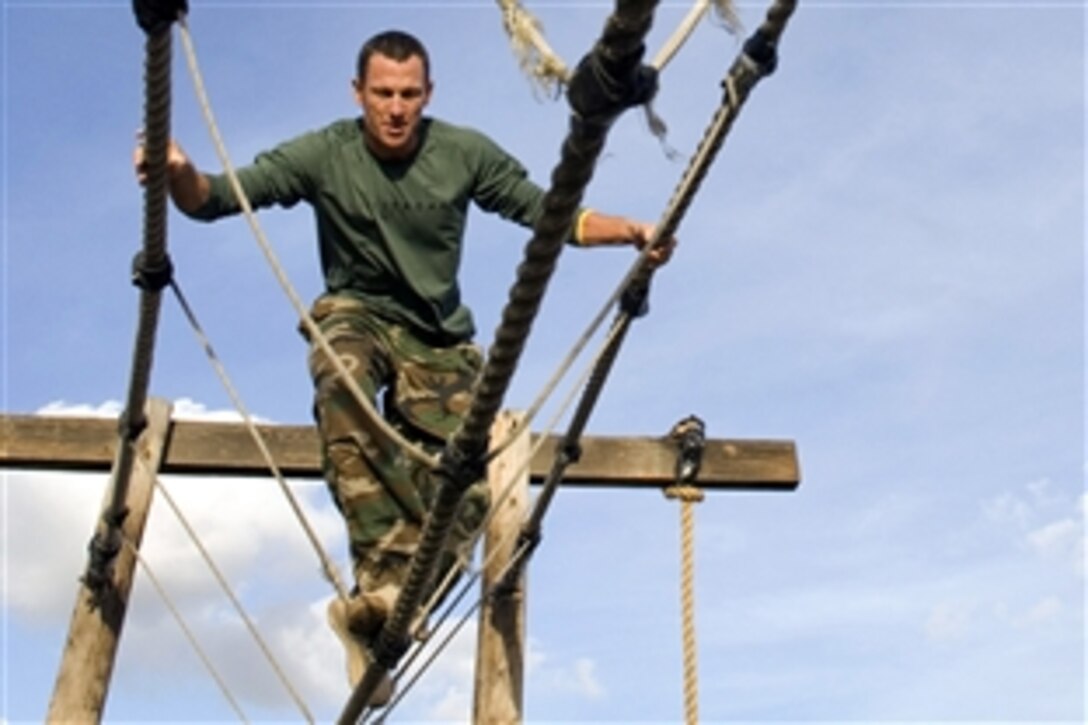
[189,117,549,343]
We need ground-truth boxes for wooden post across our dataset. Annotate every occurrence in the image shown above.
[46,398,173,722]
[474,411,530,724]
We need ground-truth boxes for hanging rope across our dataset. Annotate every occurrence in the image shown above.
[664,415,706,725]
[341,2,663,718]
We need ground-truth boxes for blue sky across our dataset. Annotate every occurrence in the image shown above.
[2,1,1085,722]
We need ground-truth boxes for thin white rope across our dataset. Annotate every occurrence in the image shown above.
[170,279,349,602]
[175,15,437,472]
[155,477,315,724]
[652,0,715,70]
[123,536,250,724]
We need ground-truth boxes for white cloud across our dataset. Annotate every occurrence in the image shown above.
[982,480,1085,577]
[35,397,267,423]
[526,637,606,700]
[1028,519,1080,558]
[36,399,122,418]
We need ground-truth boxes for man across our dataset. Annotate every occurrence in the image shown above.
[136,29,672,703]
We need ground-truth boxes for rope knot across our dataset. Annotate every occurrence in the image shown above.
[664,484,705,504]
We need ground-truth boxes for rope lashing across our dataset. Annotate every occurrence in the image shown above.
[339,3,663,719]
[84,3,182,598]
[664,415,707,725]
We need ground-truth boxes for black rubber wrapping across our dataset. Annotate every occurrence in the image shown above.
[620,278,651,318]
[567,49,658,126]
[132,0,187,35]
[131,249,174,292]
[743,28,779,76]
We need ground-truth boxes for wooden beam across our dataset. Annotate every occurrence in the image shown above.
[475,412,529,723]
[46,399,173,722]
[0,414,799,490]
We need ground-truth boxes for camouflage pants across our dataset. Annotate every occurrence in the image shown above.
[304,294,490,601]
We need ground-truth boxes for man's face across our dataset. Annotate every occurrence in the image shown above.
[355,53,432,160]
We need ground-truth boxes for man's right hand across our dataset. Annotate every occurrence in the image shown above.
[133,133,191,185]
[133,134,210,213]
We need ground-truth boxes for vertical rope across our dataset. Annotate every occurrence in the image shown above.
[665,485,704,725]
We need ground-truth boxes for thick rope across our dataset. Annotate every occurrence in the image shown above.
[169,279,349,602]
[663,485,703,725]
[341,3,663,718]
[86,24,174,593]
[155,479,315,723]
[175,16,437,473]
[123,536,250,723]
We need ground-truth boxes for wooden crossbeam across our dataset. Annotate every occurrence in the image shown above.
[0,414,800,490]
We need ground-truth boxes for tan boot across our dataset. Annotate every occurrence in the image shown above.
[327,597,395,707]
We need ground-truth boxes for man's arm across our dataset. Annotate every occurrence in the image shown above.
[133,137,210,215]
[576,210,676,266]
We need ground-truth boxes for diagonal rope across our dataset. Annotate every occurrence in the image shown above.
[154,477,315,723]
[123,536,251,724]
[174,15,437,473]
[169,278,349,602]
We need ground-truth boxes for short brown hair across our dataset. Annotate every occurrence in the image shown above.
[357,30,430,82]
